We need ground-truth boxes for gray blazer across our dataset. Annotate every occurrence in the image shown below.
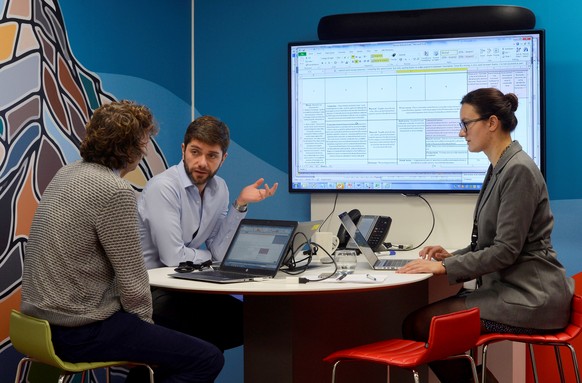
[445,141,574,329]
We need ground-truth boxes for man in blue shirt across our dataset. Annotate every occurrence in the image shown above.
[138,115,277,351]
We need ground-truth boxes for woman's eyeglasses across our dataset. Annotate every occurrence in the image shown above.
[459,115,491,132]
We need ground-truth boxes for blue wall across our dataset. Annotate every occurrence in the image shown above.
[194,0,582,279]
[0,1,195,382]
[194,0,582,200]
[2,1,580,382]
[59,1,192,168]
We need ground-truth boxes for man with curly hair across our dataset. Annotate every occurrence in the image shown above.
[21,101,224,383]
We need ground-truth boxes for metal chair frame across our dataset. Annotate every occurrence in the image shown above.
[10,310,154,383]
[330,352,478,383]
[324,307,481,383]
[478,294,582,383]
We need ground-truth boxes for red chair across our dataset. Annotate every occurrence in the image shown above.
[323,307,480,383]
[477,294,582,383]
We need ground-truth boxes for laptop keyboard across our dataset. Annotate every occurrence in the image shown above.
[376,259,411,269]
[199,270,249,279]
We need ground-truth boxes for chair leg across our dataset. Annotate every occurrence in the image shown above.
[145,364,155,383]
[566,344,582,383]
[331,360,341,383]
[13,358,29,383]
[446,353,479,383]
[481,344,490,383]
[464,354,479,383]
[527,343,539,383]
[411,369,420,383]
[553,345,566,383]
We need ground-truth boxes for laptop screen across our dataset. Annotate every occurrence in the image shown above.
[222,222,296,271]
[290,220,323,252]
[339,212,372,250]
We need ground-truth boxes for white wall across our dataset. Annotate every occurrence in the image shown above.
[312,193,477,251]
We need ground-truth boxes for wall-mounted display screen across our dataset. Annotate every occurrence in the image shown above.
[288,30,545,193]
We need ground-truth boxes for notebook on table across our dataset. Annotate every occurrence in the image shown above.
[338,212,412,270]
[169,219,297,283]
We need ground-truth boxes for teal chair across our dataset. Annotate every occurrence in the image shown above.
[9,310,154,383]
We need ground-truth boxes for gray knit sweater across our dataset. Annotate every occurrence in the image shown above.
[21,161,153,326]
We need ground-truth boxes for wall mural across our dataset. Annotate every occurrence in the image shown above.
[0,0,168,380]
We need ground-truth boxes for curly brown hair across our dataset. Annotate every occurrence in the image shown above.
[80,100,158,169]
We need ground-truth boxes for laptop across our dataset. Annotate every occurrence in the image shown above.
[345,215,391,253]
[170,219,297,283]
[282,220,323,266]
[338,212,412,270]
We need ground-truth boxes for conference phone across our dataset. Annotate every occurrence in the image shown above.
[337,209,392,253]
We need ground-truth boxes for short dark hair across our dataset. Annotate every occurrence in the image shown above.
[461,88,519,132]
[183,116,230,154]
[80,100,158,169]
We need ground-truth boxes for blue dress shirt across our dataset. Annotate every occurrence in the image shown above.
[138,161,246,269]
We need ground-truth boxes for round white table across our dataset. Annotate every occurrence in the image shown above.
[149,259,432,383]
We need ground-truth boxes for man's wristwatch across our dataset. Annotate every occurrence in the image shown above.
[441,260,447,272]
[233,200,248,213]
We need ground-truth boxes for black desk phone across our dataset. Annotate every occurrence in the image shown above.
[337,209,392,252]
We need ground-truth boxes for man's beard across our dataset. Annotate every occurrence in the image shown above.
[184,161,219,187]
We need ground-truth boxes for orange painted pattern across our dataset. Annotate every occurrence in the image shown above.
[0,1,168,377]
[0,288,22,344]
[14,154,39,239]
[0,22,17,63]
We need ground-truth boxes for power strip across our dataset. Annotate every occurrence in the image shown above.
[387,243,413,250]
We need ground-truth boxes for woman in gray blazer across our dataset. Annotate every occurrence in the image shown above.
[398,88,574,383]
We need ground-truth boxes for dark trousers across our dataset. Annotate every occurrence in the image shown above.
[151,289,244,352]
[51,311,224,383]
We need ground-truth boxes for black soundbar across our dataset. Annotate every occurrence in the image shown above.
[317,6,535,40]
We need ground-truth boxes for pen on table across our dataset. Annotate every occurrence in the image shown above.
[366,274,377,281]
[336,272,347,281]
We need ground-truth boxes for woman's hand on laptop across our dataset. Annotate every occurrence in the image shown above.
[396,258,446,275]
[396,246,451,275]
[418,245,451,261]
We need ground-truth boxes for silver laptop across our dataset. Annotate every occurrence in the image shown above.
[339,212,412,270]
[170,219,297,283]
[282,220,323,266]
